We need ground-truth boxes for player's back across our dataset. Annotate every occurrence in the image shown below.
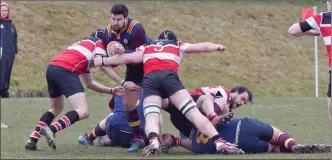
[49,36,106,75]
[191,119,241,154]
[141,40,187,74]
[110,92,145,130]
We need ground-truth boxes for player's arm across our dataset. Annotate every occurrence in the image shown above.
[102,50,144,66]
[181,42,226,54]
[80,72,124,96]
[288,15,321,37]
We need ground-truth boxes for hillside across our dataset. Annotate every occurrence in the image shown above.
[5,0,331,97]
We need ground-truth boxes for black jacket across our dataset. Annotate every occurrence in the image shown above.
[0,19,17,56]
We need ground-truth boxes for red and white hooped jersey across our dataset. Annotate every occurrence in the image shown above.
[49,37,107,75]
[305,12,331,67]
[137,40,188,74]
[189,85,231,104]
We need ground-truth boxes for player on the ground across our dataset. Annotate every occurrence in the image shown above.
[24,29,124,151]
[77,91,146,148]
[162,117,331,154]
[101,4,151,151]
[288,0,332,120]
[162,85,252,152]
[93,29,245,156]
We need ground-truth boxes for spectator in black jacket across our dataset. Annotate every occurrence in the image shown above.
[0,2,18,98]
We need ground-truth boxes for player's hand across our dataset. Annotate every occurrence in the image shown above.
[112,86,124,96]
[308,30,320,36]
[123,81,142,91]
[217,45,226,52]
[93,56,103,67]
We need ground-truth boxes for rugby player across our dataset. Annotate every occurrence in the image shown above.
[77,91,146,149]
[93,30,245,156]
[163,118,331,154]
[163,85,253,145]
[101,4,151,151]
[24,29,124,151]
[288,1,332,120]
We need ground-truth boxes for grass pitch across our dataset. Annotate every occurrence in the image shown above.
[1,97,331,159]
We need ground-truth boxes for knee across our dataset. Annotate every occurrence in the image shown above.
[75,108,89,120]
[48,106,63,117]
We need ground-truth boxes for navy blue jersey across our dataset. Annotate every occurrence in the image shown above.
[106,91,145,132]
[191,119,241,154]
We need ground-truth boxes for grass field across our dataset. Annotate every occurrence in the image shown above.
[1,97,331,159]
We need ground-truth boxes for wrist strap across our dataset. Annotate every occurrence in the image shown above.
[102,57,105,66]
[120,79,126,86]
[109,88,113,95]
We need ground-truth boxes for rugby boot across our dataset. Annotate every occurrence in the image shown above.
[161,133,175,153]
[210,112,235,127]
[141,137,162,157]
[215,139,245,155]
[25,140,39,151]
[77,133,94,145]
[127,138,145,152]
[40,126,56,150]
[292,144,331,153]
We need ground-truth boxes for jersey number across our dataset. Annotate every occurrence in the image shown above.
[196,131,209,144]
[154,42,164,52]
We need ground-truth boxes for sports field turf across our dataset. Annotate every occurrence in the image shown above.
[1,97,331,159]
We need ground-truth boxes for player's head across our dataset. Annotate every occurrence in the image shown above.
[91,29,104,39]
[229,85,253,109]
[0,2,9,20]
[158,29,177,41]
[110,4,128,32]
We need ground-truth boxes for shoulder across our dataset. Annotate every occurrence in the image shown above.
[128,19,144,35]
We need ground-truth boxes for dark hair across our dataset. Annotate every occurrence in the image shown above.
[110,4,129,18]
[91,29,104,39]
[158,29,177,41]
[231,85,253,102]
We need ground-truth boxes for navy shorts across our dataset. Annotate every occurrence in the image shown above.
[143,70,185,99]
[105,113,133,147]
[237,118,274,154]
[46,65,84,98]
[125,63,144,87]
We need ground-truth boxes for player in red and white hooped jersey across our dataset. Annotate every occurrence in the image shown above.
[93,29,244,156]
[25,29,124,151]
[287,2,332,120]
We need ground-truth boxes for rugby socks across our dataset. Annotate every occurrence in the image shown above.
[86,124,106,141]
[171,134,182,146]
[278,133,297,152]
[126,109,142,139]
[49,110,79,133]
[29,111,55,143]
[147,132,159,143]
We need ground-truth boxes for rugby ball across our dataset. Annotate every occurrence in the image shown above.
[106,41,125,56]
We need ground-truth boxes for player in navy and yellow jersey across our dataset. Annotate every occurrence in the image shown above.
[100,4,150,152]
[77,91,146,148]
[163,118,331,154]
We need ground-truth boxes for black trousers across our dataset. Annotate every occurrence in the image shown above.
[0,54,15,97]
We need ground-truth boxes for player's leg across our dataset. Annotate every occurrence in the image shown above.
[40,68,87,149]
[141,73,163,157]
[78,113,112,145]
[268,125,331,153]
[25,65,64,151]
[164,71,243,155]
